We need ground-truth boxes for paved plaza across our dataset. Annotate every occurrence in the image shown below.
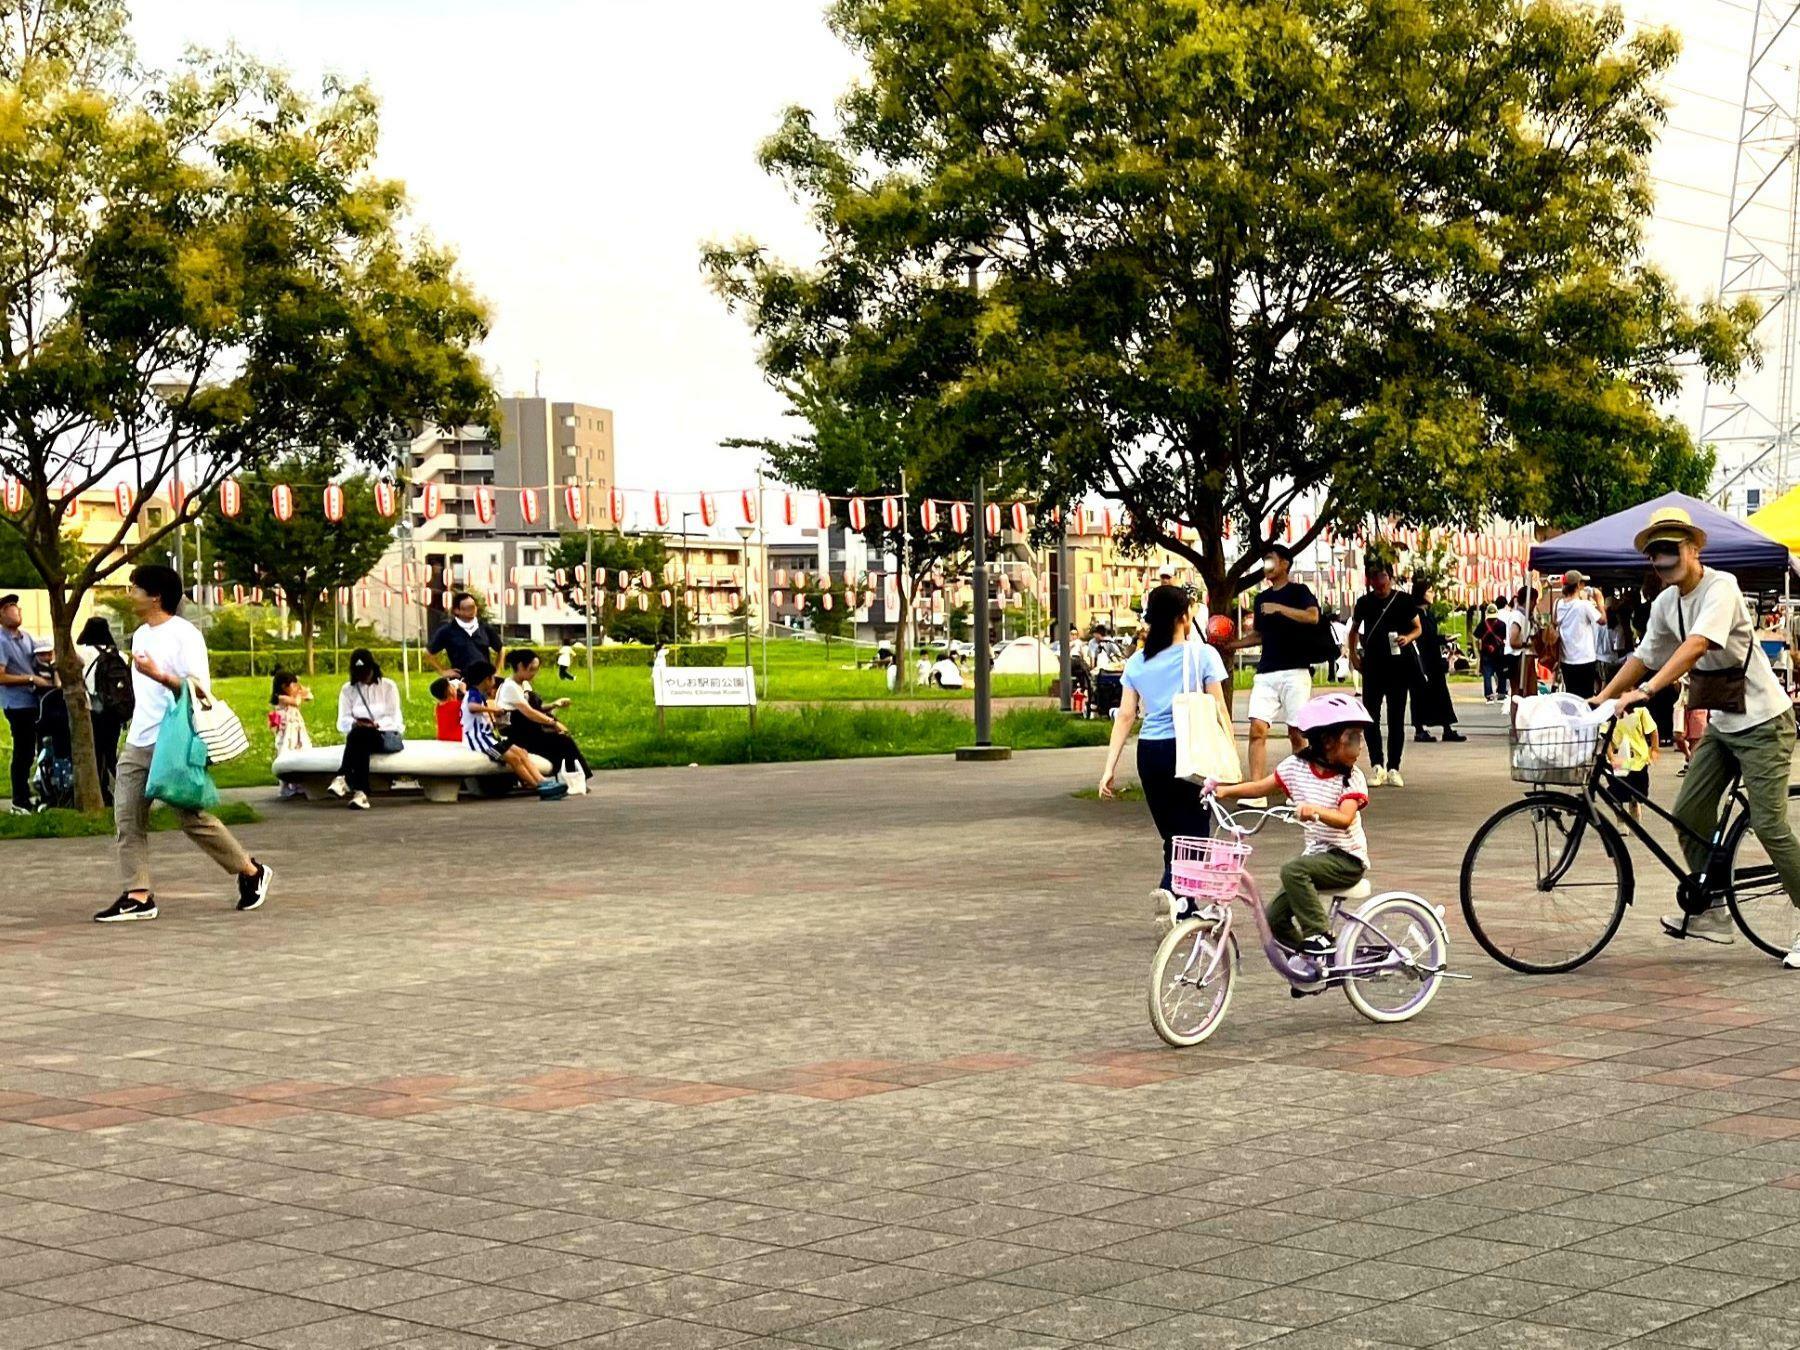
[4,704,1800,1349]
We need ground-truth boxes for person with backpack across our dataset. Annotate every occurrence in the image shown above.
[78,617,132,807]
[1476,602,1509,702]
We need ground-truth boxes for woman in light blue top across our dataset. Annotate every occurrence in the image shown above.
[1099,584,1229,906]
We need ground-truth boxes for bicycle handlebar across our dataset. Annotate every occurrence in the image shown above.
[1202,791,1299,836]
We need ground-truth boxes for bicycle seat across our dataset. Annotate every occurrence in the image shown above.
[1333,880,1373,902]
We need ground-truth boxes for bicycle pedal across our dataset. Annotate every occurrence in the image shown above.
[1289,985,1325,999]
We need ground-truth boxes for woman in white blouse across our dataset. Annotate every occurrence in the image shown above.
[329,649,404,810]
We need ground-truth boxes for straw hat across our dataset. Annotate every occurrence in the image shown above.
[1633,506,1707,554]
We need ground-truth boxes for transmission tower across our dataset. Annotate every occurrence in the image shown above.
[1703,1,1800,512]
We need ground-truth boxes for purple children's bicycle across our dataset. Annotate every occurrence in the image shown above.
[1148,793,1462,1047]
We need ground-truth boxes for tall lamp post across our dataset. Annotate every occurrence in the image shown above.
[735,523,756,734]
[679,510,699,644]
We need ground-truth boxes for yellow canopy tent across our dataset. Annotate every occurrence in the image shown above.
[1749,486,1800,551]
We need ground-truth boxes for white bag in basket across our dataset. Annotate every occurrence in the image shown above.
[1512,692,1601,773]
[187,678,250,764]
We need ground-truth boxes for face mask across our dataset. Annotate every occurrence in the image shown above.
[455,616,479,635]
[1649,552,1682,579]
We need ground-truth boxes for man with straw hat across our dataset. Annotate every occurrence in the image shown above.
[1595,505,1800,963]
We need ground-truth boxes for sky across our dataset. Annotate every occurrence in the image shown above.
[128,0,1775,499]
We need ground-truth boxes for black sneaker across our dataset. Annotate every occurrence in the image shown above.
[1443,730,1468,743]
[1414,730,1436,743]
[1297,934,1336,959]
[95,894,157,923]
[237,861,273,912]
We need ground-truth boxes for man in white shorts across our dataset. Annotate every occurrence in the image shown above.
[1239,545,1322,783]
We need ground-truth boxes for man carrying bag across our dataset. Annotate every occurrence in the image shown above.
[97,564,272,924]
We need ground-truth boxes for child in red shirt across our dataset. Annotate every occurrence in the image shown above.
[431,676,463,742]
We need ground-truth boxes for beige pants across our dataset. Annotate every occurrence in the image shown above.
[115,742,250,895]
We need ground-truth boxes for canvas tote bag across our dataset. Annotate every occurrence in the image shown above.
[187,678,250,765]
[1172,641,1242,785]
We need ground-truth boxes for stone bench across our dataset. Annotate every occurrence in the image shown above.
[273,741,555,803]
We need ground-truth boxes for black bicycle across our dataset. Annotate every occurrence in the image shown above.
[1460,704,1800,973]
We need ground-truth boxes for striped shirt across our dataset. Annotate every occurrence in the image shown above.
[462,688,501,756]
[1274,755,1370,864]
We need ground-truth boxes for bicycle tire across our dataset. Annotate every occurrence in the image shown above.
[1461,793,1632,974]
[1148,919,1237,1048]
[1722,803,1800,959]
[1340,893,1448,1023]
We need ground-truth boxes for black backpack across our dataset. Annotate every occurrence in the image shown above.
[90,648,135,721]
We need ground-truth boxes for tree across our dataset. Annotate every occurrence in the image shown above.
[205,453,397,674]
[703,0,1756,623]
[547,531,692,645]
[0,1,493,808]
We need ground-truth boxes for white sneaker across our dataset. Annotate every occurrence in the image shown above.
[1785,932,1800,969]
[348,791,370,811]
[327,775,348,799]
[1150,888,1182,933]
[1660,906,1735,944]
[1387,770,1405,788]
[1369,766,1388,787]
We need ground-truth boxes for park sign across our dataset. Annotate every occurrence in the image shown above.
[654,666,757,708]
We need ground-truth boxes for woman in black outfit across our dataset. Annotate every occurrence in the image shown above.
[77,617,126,805]
[1409,581,1465,743]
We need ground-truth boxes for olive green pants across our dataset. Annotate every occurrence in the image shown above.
[1267,849,1366,943]
[1673,708,1800,909]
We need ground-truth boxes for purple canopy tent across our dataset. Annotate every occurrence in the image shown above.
[1528,491,1799,592]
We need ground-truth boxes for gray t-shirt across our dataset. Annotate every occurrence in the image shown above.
[1634,569,1789,734]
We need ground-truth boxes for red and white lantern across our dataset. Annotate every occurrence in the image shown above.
[374,480,397,517]
[816,494,830,529]
[610,487,625,525]
[782,492,796,526]
[699,493,717,528]
[474,486,496,525]
[115,483,136,517]
[421,482,441,520]
[881,497,900,530]
[653,490,669,527]
[520,487,540,526]
[848,497,867,533]
[1,479,22,514]
[565,484,585,523]
[322,483,344,523]
[271,483,293,522]
[984,502,1001,536]
[920,499,939,532]
[951,501,969,534]
[232,583,244,603]
[1010,502,1028,534]
[167,479,186,512]
[741,489,757,525]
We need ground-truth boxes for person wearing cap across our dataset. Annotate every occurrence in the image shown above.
[1595,506,1800,963]
[1553,569,1606,699]
[0,593,51,815]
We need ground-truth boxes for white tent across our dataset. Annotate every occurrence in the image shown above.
[991,636,1054,677]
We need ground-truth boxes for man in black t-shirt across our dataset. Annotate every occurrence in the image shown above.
[1348,563,1423,786]
[1238,545,1321,781]
[427,592,503,677]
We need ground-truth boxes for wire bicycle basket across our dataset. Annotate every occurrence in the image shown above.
[1169,835,1253,900]
[1507,722,1604,787]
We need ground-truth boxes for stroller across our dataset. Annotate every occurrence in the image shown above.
[30,677,74,811]
[1090,669,1125,720]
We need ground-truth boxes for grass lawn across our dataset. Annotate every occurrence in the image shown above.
[0,801,259,840]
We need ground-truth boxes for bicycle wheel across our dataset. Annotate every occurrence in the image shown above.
[1723,792,1800,958]
[1340,894,1447,1023]
[1461,794,1631,974]
[1148,919,1237,1047]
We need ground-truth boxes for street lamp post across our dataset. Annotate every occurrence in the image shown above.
[1057,518,1073,713]
[735,523,756,738]
[679,511,699,644]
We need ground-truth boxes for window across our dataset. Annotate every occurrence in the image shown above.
[1747,488,1763,512]
[523,548,543,567]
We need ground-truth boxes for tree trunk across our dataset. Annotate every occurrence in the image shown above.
[48,585,105,813]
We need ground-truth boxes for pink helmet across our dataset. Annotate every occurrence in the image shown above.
[1293,692,1374,732]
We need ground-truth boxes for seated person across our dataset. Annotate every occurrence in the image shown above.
[497,649,589,782]
[431,676,463,743]
[461,660,567,801]
[928,653,964,689]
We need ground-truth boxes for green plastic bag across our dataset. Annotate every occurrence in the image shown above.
[144,683,219,812]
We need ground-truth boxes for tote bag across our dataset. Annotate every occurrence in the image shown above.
[1172,642,1242,785]
[187,678,250,765]
[145,684,220,811]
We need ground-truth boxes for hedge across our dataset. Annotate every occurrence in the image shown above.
[205,643,729,677]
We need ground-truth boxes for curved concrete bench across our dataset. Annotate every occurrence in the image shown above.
[273,742,554,803]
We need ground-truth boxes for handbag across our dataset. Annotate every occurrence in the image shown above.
[355,685,404,754]
[187,679,249,764]
[146,684,220,810]
[1677,591,1752,715]
[1172,642,1242,784]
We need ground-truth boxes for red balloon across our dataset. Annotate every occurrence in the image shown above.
[1206,614,1236,644]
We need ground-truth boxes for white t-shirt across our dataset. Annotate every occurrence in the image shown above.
[556,646,572,669]
[495,676,532,725]
[1497,606,1526,656]
[1634,568,1788,735]
[930,658,964,689]
[126,615,209,749]
[1555,597,1602,665]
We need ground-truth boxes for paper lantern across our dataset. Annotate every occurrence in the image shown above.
[881,497,900,530]
[699,493,717,528]
[951,502,969,533]
[782,492,795,526]
[59,479,78,521]
[1103,507,1115,535]
[271,484,293,521]
[322,483,344,523]
[115,483,136,516]
[565,485,585,523]
[984,502,1001,536]
[1073,505,1087,535]
[1010,503,1028,534]
[661,589,672,605]
[473,486,495,525]
[848,498,867,532]
[374,480,397,517]
[1,479,22,513]
[167,479,186,512]
[920,499,939,532]
[772,589,785,608]
[520,487,540,526]
[741,489,757,525]
[610,487,625,525]
[816,494,830,529]
[418,482,439,520]
[653,490,669,527]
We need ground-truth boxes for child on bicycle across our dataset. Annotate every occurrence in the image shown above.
[1212,693,1373,959]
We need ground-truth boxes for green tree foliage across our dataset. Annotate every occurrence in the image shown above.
[0,0,494,806]
[547,531,692,644]
[205,454,398,674]
[704,0,1756,621]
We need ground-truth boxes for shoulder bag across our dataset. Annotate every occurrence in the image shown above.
[1677,588,1752,715]
[356,684,405,755]
[1172,642,1242,785]
[187,678,250,765]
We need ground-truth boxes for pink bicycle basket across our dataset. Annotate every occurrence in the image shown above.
[1169,835,1251,900]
